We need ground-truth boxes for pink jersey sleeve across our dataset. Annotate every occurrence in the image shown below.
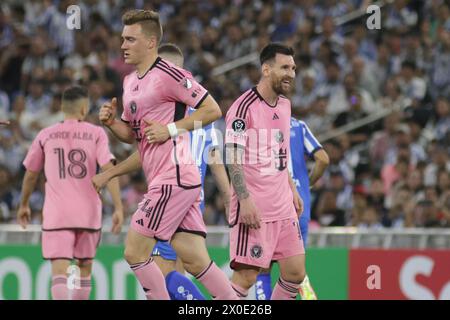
[96,128,115,167]
[225,91,255,148]
[23,131,45,172]
[158,60,209,109]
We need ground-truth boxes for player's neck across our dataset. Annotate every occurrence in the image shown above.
[64,115,83,121]
[136,52,158,77]
[256,81,278,106]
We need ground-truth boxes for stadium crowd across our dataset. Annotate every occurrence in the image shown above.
[0,0,449,229]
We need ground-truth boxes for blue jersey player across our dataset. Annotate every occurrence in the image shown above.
[92,44,230,300]
[255,117,329,300]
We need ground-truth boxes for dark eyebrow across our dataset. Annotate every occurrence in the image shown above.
[281,64,296,70]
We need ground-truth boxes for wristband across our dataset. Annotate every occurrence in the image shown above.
[167,122,179,138]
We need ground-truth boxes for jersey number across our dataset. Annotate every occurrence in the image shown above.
[54,148,87,179]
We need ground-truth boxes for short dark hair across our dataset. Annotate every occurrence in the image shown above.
[158,43,183,58]
[62,86,88,102]
[259,43,294,65]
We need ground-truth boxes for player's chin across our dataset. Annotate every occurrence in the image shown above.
[123,56,133,64]
[282,81,294,91]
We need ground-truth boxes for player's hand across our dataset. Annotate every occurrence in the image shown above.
[239,197,261,229]
[99,97,118,126]
[92,172,110,193]
[143,119,170,144]
[111,209,124,234]
[17,205,31,229]
[293,190,304,217]
[0,119,10,125]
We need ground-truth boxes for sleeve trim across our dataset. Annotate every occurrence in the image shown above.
[193,92,209,109]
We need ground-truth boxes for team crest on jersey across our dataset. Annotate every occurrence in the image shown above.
[251,245,263,259]
[182,78,192,89]
[275,130,284,143]
[232,119,246,132]
[130,101,137,114]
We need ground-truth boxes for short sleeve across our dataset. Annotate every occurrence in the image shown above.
[23,132,45,172]
[96,128,115,167]
[225,102,251,149]
[157,60,209,109]
[302,121,322,157]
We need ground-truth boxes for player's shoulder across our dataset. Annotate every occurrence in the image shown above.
[227,87,260,118]
[80,121,106,135]
[154,57,192,82]
[39,121,62,135]
[290,116,302,127]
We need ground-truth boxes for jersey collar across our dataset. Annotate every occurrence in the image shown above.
[252,86,278,108]
[137,56,161,80]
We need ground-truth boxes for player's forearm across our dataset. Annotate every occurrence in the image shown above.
[210,163,231,203]
[309,163,327,186]
[310,149,330,186]
[104,152,142,180]
[226,146,249,201]
[174,95,222,131]
[106,176,123,210]
[105,119,135,144]
[101,162,124,210]
[19,171,39,206]
[288,173,297,193]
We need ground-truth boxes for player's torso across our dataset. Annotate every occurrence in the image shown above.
[245,95,292,181]
[235,91,295,222]
[122,70,200,188]
[123,71,175,143]
[39,121,103,229]
[41,121,99,182]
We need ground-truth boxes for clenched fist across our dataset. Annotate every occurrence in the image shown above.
[99,97,118,126]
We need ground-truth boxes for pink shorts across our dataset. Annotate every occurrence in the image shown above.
[42,229,101,260]
[230,217,305,269]
[130,184,206,241]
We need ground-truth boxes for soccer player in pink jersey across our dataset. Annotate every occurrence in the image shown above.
[17,86,124,300]
[98,10,237,300]
[225,43,307,300]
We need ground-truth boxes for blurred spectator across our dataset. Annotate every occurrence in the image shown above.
[358,206,383,229]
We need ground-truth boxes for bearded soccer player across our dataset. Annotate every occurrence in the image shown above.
[98,10,237,300]
[18,86,123,300]
[225,43,307,300]
[255,117,329,300]
[93,43,230,300]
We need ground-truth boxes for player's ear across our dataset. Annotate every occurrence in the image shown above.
[148,36,157,50]
[262,63,271,78]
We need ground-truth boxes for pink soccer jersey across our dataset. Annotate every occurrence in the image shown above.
[23,120,115,230]
[225,87,296,223]
[121,57,209,190]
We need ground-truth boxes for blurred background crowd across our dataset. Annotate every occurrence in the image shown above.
[0,0,449,229]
